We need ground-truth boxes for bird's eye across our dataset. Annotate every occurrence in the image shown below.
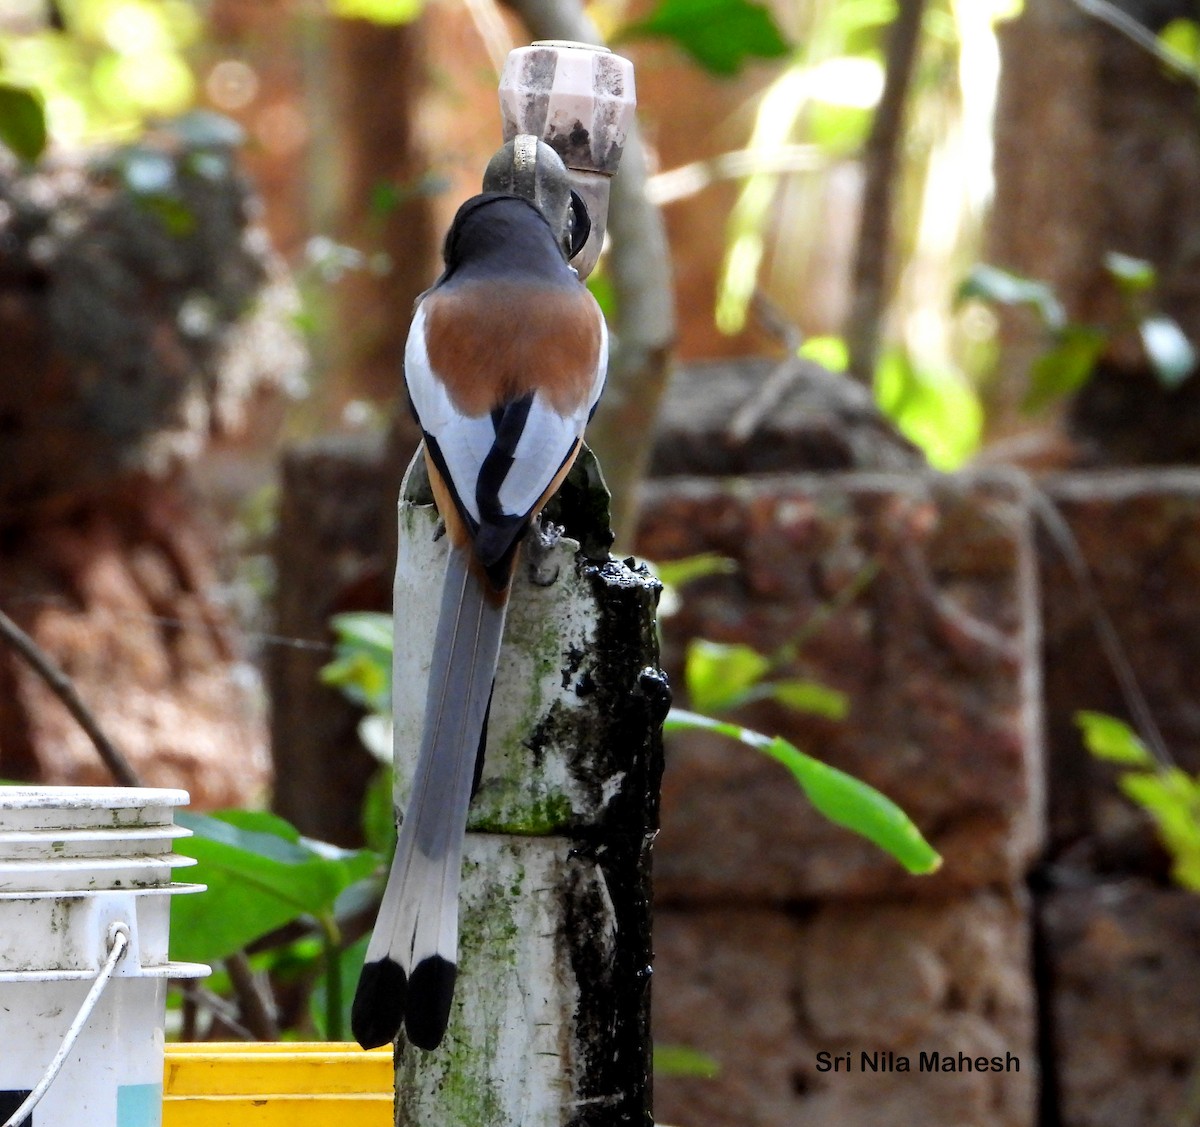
[567,190,591,260]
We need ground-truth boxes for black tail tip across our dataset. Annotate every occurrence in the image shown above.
[405,955,457,1051]
[352,958,407,1049]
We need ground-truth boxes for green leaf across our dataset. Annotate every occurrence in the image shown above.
[1159,18,1200,68]
[1103,251,1157,297]
[0,83,48,163]
[873,349,982,470]
[586,269,618,323]
[1118,769,1200,891]
[768,679,849,720]
[1119,770,1198,835]
[330,611,394,656]
[1139,315,1196,388]
[808,99,873,156]
[1075,711,1153,768]
[653,553,738,589]
[321,653,389,712]
[332,0,424,23]
[619,0,791,76]
[654,1044,721,1078]
[215,807,303,843]
[1023,325,1107,413]
[759,735,941,874]
[685,640,771,713]
[664,709,941,874]
[362,766,398,859]
[825,0,898,48]
[797,335,849,372]
[170,811,377,964]
[321,612,393,712]
[957,264,1066,332]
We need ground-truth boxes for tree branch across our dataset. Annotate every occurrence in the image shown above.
[1031,488,1175,771]
[844,0,929,384]
[499,0,677,549]
[1069,0,1200,86]
[0,607,141,787]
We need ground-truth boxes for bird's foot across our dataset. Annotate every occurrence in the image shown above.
[526,516,563,587]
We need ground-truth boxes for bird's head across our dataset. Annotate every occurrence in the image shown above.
[482,135,591,263]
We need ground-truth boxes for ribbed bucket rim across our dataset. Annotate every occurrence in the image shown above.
[0,854,195,870]
[0,825,191,844]
[0,881,205,901]
[0,786,189,810]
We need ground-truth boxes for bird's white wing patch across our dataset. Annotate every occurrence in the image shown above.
[405,303,494,525]
[498,399,579,518]
[499,315,607,519]
[589,315,608,415]
[406,300,609,526]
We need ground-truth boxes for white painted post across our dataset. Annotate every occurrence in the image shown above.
[390,451,667,1126]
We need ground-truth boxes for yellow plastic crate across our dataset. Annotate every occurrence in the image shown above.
[163,1042,393,1126]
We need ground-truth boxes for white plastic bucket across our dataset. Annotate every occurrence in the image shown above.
[0,787,208,1127]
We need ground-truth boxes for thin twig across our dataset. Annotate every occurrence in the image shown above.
[1031,489,1174,770]
[844,0,929,383]
[727,292,808,443]
[179,981,257,1041]
[462,0,514,73]
[181,986,198,1042]
[775,560,880,667]
[0,607,141,787]
[225,951,281,1041]
[3,593,332,653]
[646,144,825,206]
[1069,0,1200,86]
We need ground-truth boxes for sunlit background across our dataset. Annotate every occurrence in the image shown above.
[0,0,1053,471]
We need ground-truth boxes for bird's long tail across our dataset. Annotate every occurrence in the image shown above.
[352,541,507,1051]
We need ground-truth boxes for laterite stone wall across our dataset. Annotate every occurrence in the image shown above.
[267,361,1200,1127]
[639,471,1041,1127]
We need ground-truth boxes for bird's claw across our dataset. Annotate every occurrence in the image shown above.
[526,516,563,586]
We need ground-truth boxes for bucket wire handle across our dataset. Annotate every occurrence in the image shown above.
[1,922,131,1127]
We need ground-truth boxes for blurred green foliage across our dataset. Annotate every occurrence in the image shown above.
[1078,712,1200,893]
[3,0,1194,478]
[172,809,376,966]
[653,1044,722,1079]
[331,0,424,24]
[618,0,790,75]
[958,255,1197,413]
[0,80,45,159]
[685,638,849,720]
[171,807,382,1041]
[0,0,200,146]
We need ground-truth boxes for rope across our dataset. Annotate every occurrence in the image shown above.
[1,922,131,1127]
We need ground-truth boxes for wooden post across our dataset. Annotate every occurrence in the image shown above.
[390,450,667,1127]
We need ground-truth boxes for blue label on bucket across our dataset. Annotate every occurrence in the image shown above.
[0,1091,32,1126]
[117,1083,162,1127]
